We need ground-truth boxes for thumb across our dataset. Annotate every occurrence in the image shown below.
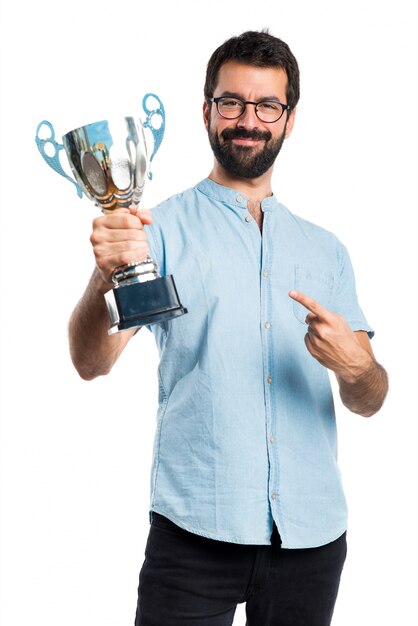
[129,206,153,224]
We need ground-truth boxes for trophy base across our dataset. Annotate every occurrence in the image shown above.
[105,274,187,335]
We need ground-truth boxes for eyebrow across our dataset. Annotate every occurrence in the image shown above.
[218,91,282,102]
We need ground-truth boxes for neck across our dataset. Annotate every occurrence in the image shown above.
[208,161,273,204]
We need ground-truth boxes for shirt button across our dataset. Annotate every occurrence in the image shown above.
[263,270,269,278]
[269,434,276,444]
[236,195,243,203]
[245,216,252,223]
[271,492,278,501]
[267,376,272,384]
[264,322,271,329]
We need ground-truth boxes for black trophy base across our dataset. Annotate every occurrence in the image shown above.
[106,274,187,334]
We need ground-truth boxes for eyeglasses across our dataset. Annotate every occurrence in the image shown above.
[209,96,290,123]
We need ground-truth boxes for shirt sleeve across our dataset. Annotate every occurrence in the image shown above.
[334,240,375,339]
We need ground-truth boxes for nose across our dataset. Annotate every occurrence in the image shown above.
[236,103,259,128]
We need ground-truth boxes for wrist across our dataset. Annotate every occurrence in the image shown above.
[91,267,114,296]
[337,351,375,385]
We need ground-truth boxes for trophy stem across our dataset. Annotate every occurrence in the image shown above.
[112,256,159,287]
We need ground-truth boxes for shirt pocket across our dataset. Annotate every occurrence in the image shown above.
[293,265,334,324]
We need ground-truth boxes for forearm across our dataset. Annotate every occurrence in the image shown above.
[337,358,388,417]
[68,268,134,380]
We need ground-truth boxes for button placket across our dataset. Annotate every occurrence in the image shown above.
[260,211,279,512]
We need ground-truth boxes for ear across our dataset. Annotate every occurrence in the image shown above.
[203,100,211,130]
[284,107,297,139]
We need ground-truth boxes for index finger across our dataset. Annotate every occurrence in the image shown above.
[288,290,330,320]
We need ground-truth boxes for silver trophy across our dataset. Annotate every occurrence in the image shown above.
[36,93,187,334]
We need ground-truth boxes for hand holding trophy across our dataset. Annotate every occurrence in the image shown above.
[35,94,187,334]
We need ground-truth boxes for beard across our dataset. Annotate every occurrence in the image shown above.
[207,121,286,179]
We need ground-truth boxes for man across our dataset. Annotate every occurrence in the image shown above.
[69,30,388,626]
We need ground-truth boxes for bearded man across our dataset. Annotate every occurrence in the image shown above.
[69,30,388,626]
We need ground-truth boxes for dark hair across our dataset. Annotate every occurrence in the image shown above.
[204,30,300,111]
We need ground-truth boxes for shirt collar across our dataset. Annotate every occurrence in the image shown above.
[196,178,278,213]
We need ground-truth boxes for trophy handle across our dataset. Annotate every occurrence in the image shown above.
[141,93,166,180]
[35,121,83,198]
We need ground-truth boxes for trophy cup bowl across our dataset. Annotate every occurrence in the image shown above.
[36,94,187,334]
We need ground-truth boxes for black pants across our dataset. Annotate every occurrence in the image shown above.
[135,513,347,626]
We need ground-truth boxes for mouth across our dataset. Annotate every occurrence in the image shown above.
[230,138,262,147]
[221,128,272,146]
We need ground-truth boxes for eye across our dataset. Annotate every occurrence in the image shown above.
[220,98,242,108]
[258,101,281,111]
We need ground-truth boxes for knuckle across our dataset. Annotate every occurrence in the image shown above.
[90,217,109,243]
[328,314,340,329]
[321,326,332,340]
[120,214,133,229]
[90,231,100,246]
[92,215,104,229]
[92,244,107,260]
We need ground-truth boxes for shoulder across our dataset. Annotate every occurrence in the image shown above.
[150,182,205,221]
[145,183,206,257]
[279,202,338,243]
[275,201,344,256]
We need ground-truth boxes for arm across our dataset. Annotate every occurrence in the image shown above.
[288,290,388,417]
[69,208,152,380]
[336,330,388,417]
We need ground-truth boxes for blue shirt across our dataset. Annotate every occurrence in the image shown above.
[145,178,373,549]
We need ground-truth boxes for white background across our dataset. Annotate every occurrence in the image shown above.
[1,1,417,624]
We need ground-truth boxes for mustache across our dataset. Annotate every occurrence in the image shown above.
[220,128,272,142]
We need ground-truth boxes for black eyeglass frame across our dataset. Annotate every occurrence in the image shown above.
[209,96,291,123]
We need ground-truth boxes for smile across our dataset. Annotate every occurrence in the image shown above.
[230,138,262,146]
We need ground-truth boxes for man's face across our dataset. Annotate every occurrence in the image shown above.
[204,61,296,179]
